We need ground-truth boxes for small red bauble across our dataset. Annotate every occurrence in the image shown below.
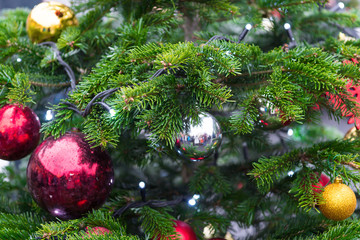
[85,226,111,236]
[0,104,40,160]
[312,173,330,193]
[27,132,114,220]
[168,220,197,240]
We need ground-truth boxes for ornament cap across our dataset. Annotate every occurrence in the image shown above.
[334,176,343,184]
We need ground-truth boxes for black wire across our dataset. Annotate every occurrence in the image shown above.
[113,197,184,217]
[61,69,167,117]
[59,25,251,117]
[38,42,77,90]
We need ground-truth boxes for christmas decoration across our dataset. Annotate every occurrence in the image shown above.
[312,173,330,194]
[85,226,111,236]
[167,220,197,240]
[256,99,291,130]
[327,58,360,129]
[344,127,360,141]
[319,176,356,221]
[0,104,41,161]
[175,112,222,161]
[26,1,78,43]
[26,131,114,220]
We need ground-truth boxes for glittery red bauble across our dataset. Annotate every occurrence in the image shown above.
[170,220,197,240]
[27,132,114,220]
[0,104,41,160]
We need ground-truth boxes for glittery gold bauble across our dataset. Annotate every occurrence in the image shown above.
[26,1,78,43]
[319,177,356,221]
[344,127,360,141]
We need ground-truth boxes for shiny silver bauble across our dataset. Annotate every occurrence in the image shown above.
[255,99,291,130]
[175,112,222,161]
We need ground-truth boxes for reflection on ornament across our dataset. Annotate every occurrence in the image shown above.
[319,176,356,221]
[344,127,360,141]
[261,18,274,31]
[27,132,114,220]
[256,99,290,130]
[175,112,222,161]
[0,104,41,161]
[26,1,78,43]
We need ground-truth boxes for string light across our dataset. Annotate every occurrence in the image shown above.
[338,2,345,9]
[45,110,53,121]
[188,198,196,206]
[238,23,252,42]
[109,109,116,117]
[193,194,200,200]
[284,23,296,48]
[288,170,294,177]
[139,181,146,189]
[16,58,22,62]
[284,23,291,30]
[287,129,293,136]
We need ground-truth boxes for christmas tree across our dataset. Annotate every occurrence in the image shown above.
[1,0,360,239]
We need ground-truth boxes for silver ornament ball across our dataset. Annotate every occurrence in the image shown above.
[256,99,291,130]
[175,112,222,161]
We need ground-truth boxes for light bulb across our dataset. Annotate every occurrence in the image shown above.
[45,110,53,121]
[139,181,146,189]
[284,23,291,30]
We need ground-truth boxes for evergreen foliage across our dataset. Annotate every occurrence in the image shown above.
[1,0,360,239]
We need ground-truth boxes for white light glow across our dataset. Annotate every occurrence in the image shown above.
[287,129,293,136]
[284,23,291,30]
[188,198,196,206]
[139,181,146,189]
[109,109,116,117]
[288,170,294,177]
[16,58,22,62]
[193,194,200,200]
[45,110,53,121]
[338,2,345,9]
[245,24,252,30]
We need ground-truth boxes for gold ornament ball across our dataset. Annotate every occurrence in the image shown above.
[319,177,357,221]
[26,1,78,43]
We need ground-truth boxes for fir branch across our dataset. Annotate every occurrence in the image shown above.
[0,212,44,240]
[189,166,232,196]
[41,102,77,138]
[137,206,176,240]
[315,220,360,240]
[7,73,35,105]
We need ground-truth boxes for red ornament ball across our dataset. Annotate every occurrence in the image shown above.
[27,131,114,220]
[0,104,41,160]
[167,220,197,240]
